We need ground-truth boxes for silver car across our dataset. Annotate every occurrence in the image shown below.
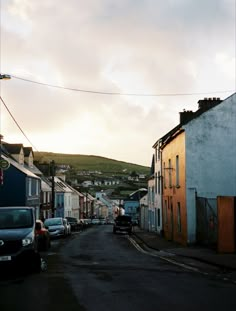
[44,217,66,238]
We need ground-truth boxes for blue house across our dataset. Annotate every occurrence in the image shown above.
[0,154,41,218]
[124,188,148,222]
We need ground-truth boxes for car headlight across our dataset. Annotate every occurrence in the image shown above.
[22,237,33,246]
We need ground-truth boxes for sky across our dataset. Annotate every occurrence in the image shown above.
[0,0,235,166]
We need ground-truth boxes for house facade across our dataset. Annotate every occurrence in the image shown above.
[0,154,41,218]
[162,130,187,244]
[161,94,236,245]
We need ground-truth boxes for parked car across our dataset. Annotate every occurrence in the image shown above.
[113,215,133,234]
[0,206,41,273]
[63,218,71,235]
[83,219,92,227]
[91,218,100,225]
[35,220,51,251]
[44,217,67,238]
[132,218,139,226]
[99,218,107,225]
[65,217,80,231]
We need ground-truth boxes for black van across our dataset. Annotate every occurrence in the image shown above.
[0,206,41,274]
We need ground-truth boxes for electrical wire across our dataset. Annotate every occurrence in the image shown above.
[0,96,39,152]
[10,75,235,97]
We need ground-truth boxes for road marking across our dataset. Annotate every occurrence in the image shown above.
[128,237,236,284]
[128,236,199,272]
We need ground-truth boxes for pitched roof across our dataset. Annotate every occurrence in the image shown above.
[23,147,34,157]
[2,154,40,179]
[152,95,233,149]
[2,142,23,154]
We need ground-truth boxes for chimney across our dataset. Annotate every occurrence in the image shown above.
[198,97,222,110]
[179,110,194,124]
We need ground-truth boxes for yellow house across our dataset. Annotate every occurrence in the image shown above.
[161,130,187,245]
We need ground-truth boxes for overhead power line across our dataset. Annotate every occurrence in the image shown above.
[0,96,39,152]
[11,75,234,97]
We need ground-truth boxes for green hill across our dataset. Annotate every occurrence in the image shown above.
[34,152,150,175]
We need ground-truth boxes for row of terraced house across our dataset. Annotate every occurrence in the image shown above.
[0,143,115,220]
[141,93,236,251]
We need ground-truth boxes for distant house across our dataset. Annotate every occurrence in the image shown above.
[82,180,93,187]
[96,191,114,219]
[40,177,52,220]
[54,176,73,218]
[140,193,148,230]
[82,192,95,218]
[124,188,148,221]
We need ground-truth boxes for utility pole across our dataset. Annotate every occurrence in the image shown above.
[0,74,11,185]
[0,134,3,185]
[51,160,55,218]
[86,192,88,218]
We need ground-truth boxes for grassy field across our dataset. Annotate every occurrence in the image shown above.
[34,152,150,174]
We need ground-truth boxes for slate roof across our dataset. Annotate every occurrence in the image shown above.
[2,143,23,154]
[23,146,34,157]
[2,154,40,179]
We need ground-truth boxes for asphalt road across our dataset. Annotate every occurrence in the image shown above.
[1,225,236,311]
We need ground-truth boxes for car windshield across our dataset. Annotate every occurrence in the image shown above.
[66,217,76,222]
[0,209,33,229]
[44,218,63,226]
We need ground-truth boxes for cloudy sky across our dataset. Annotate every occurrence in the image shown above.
[0,0,235,166]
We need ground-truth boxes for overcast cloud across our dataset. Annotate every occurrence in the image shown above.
[0,0,235,166]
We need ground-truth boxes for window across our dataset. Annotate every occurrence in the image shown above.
[152,186,155,203]
[176,155,180,187]
[177,202,181,232]
[155,172,158,194]
[28,178,32,196]
[157,208,160,226]
[168,159,172,188]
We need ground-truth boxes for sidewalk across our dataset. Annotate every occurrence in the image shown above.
[132,227,236,271]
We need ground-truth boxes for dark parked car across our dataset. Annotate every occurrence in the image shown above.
[113,215,133,234]
[0,206,41,273]
[65,217,80,231]
[35,220,51,251]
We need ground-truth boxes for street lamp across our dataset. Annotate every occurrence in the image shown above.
[0,74,11,80]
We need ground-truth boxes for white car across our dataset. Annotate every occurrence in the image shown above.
[63,218,71,235]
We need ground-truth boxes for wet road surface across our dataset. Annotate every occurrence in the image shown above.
[1,225,236,311]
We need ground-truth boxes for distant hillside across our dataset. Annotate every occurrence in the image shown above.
[34,152,150,175]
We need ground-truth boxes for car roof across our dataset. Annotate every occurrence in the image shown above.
[0,206,33,210]
[116,215,131,219]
